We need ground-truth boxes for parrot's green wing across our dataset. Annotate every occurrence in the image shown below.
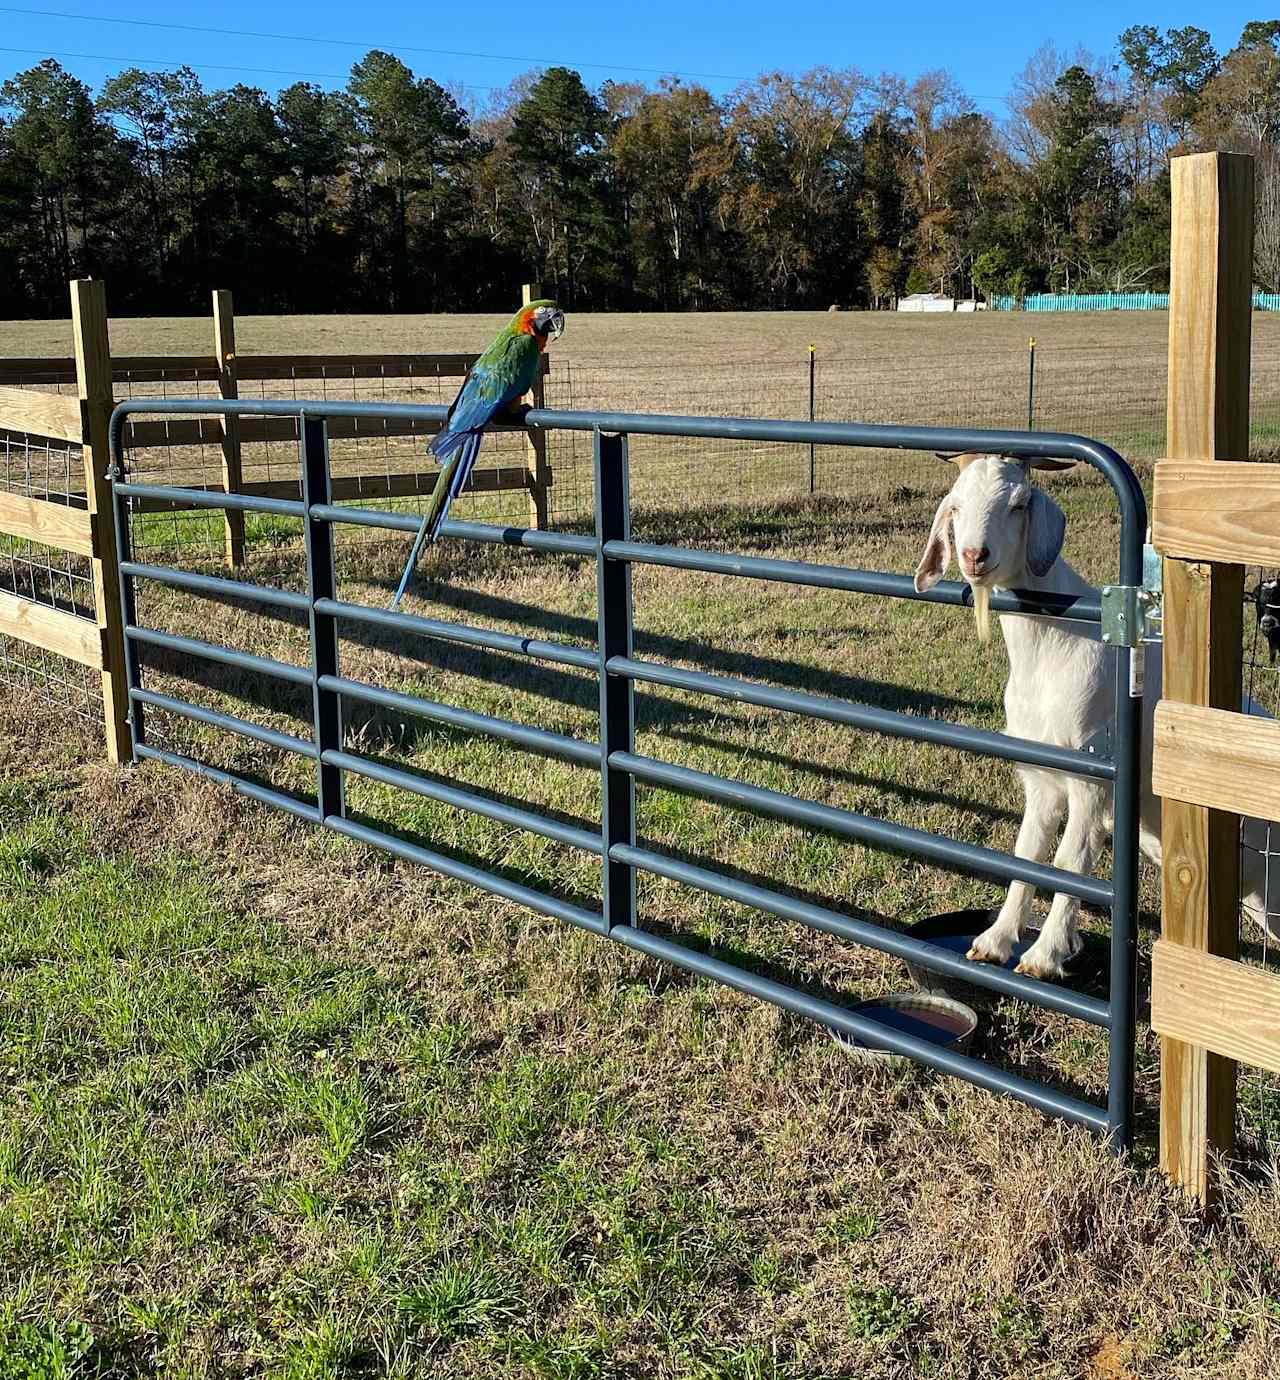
[436,330,541,445]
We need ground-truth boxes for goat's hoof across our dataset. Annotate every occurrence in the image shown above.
[966,935,1014,965]
[1014,955,1066,981]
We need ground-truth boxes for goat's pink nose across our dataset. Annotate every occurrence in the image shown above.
[961,546,990,567]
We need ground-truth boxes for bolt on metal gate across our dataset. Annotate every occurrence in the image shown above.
[109,399,1147,1149]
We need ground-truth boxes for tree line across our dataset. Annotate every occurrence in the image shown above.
[1,19,1277,318]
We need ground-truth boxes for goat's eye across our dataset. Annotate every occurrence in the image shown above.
[1009,486,1030,511]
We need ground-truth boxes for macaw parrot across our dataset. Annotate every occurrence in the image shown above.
[391,299,565,609]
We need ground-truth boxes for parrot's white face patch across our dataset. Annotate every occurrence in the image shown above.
[534,306,565,340]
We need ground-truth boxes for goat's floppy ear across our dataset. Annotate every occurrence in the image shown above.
[1026,457,1075,472]
[914,497,954,592]
[1026,487,1066,576]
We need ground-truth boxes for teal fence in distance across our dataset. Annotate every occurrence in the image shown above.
[991,291,1280,312]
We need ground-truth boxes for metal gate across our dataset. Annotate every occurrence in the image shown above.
[108,400,1146,1149]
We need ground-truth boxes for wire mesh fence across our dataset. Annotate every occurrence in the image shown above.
[80,331,1280,564]
[1239,569,1280,1161]
[537,344,1174,526]
[0,636,102,725]
[0,429,101,723]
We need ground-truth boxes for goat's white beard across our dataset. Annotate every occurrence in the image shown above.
[972,583,991,644]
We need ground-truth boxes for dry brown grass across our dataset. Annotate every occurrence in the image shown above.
[1,304,1270,369]
[8,305,1280,535]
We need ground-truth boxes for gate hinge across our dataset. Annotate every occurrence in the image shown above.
[1101,545,1163,647]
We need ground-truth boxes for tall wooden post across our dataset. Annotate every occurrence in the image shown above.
[212,289,244,567]
[70,279,131,764]
[522,282,550,531]
[1160,152,1253,1205]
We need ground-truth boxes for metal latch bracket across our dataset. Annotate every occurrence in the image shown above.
[1101,545,1163,647]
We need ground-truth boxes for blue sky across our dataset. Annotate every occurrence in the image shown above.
[0,2,1261,117]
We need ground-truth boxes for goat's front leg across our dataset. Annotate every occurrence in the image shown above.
[968,772,1064,965]
[1016,782,1104,979]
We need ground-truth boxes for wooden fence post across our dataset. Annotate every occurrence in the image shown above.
[70,279,131,765]
[1159,151,1254,1206]
[212,289,245,566]
[522,282,550,531]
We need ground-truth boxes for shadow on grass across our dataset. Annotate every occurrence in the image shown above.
[126,720,1139,1145]
[335,788,1115,1120]
[370,577,977,717]
[137,634,1018,831]
[620,492,931,555]
[136,538,1025,832]
[606,872,1117,1120]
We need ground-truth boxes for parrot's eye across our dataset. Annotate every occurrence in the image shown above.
[535,307,564,340]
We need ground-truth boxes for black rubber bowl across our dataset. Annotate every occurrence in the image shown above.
[901,908,1109,993]
[829,990,979,1067]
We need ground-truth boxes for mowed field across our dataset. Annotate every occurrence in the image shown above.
[5,305,1191,364]
[8,304,1269,531]
[9,307,1280,509]
[0,306,1210,435]
[3,312,1280,1376]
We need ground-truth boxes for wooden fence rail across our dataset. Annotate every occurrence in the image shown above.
[0,489,93,555]
[0,279,550,763]
[0,287,123,758]
[0,384,83,444]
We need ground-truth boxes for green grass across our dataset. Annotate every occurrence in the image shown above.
[4,473,1280,1376]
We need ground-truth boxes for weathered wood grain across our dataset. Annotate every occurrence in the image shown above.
[0,491,93,556]
[0,385,82,444]
[1153,940,1280,1076]
[1153,701,1280,820]
[0,588,100,667]
[1153,461,1280,565]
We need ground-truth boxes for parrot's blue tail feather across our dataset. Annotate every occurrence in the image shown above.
[389,431,484,610]
[390,515,431,611]
[428,427,469,460]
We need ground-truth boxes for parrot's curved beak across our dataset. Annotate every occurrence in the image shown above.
[547,310,565,341]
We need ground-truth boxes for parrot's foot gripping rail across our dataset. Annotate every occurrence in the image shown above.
[108,398,1146,1150]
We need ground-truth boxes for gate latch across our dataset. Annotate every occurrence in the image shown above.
[1101,546,1163,647]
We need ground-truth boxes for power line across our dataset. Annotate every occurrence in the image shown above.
[0,5,750,82]
[0,44,508,92]
[0,44,347,81]
[0,20,1015,111]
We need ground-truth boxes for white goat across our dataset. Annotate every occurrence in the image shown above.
[912,452,1277,979]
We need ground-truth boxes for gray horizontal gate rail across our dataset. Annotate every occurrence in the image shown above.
[109,397,1145,1150]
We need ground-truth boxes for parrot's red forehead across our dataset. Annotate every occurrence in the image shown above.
[515,305,549,350]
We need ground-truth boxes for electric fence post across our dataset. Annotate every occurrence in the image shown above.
[1027,336,1037,430]
[808,343,816,493]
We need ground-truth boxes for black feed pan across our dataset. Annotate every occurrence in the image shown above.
[903,908,1108,993]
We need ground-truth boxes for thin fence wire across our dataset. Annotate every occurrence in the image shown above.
[64,337,1276,554]
[539,346,1171,525]
[85,341,1180,562]
[0,429,101,722]
[1240,569,1280,1162]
